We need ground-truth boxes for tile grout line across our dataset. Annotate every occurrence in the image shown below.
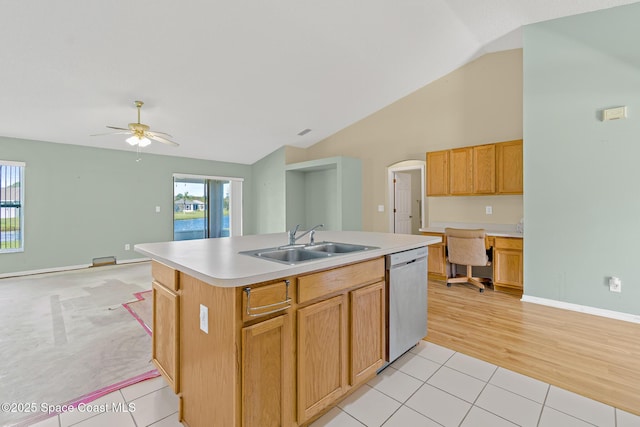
[455,361,498,427]
[120,389,138,427]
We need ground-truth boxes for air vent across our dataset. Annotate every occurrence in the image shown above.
[92,256,116,267]
[297,128,312,136]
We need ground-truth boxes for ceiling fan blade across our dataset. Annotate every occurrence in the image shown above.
[147,133,179,147]
[147,129,174,138]
[90,130,132,136]
[106,125,131,131]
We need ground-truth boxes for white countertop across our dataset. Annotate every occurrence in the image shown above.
[419,222,523,238]
[135,231,441,288]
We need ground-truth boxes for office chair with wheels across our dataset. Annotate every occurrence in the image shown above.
[445,228,491,293]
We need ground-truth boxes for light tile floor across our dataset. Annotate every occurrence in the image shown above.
[25,342,640,427]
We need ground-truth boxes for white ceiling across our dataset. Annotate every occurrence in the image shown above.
[1,0,637,165]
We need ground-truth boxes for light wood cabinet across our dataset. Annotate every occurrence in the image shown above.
[473,144,496,194]
[296,258,386,425]
[349,281,385,386]
[421,233,524,296]
[493,237,524,295]
[426,150,449,196]
[422,232,447,280]
[426,139,521,196]
[297,295,348,423]
[151,256,387,427]
[496,139,523,194]
[151,263,179,393]
[449,147,473,195]
[242,313,292,427]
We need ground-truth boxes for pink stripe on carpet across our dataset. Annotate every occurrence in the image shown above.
[12,290,159,427]
[122,290,153,336]
[13,369,160,427]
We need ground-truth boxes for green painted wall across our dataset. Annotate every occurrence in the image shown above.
[0,137,254,274]
[304,168,338,230]
[252,146,287,234]
[285,157,362,232]
[523,3,640,314]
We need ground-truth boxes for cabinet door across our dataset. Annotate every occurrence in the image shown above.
[496,140,523,194]
[242,314,292,427]
[152,281,179,393]
[428,243,447,280]
[297,295,348,423]
[422,233,447,280]
[350,281,385,386]
[426,150,449,196]
[493,238,523,294]
[473,144,496,194]
[449,147,473,195]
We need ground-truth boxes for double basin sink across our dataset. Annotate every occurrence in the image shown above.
[240,241,379,265]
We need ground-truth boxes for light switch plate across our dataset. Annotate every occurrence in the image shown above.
[155,206,161,213]
[378,205,384,212]
[199,304,209,333]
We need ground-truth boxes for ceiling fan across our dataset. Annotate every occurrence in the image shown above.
[92,100,179,147]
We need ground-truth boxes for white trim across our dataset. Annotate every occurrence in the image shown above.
[117,257,150,265]
[521,294,640,324]
[0,263,92,279]
[387,160,426,233]
[0,160,26,167]
[230,180,243,236]
[173,173,244,182]
[0,258,151,279]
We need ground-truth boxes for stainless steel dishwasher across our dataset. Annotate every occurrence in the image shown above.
[386,246,428,363]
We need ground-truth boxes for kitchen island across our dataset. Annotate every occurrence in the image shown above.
[135,231,440,427]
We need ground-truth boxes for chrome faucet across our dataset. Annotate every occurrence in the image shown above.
[287,224,324,246]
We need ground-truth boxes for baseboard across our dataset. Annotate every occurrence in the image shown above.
[521,295,640,324]
[117,257,150,265]
[0,258,150,279]
[0,264,92,279]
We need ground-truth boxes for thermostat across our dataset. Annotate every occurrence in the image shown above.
[602,106,627,121]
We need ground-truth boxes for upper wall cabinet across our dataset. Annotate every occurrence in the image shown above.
[426,150,449,196]
[496,140,523,194]
[427,140,521,196]
[473,144,496,194]
[449,147,473,195]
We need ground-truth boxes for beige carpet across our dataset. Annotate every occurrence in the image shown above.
[0,262,157,426]
[123,290,153,335]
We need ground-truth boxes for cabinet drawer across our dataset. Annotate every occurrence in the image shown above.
[494,237,523,250]
[298,258,385,304]
[152,261,179,292]
[242,280,292,321]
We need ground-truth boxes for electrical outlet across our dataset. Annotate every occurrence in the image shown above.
[485,206,493,215]
[124,244,130,251]
[199,304,209,333]
[609,277,621,293]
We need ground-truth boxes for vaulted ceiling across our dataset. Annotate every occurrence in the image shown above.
[1,0,637,164]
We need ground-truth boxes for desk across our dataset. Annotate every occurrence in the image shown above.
[420,231,523,296]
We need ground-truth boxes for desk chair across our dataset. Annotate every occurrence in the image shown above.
[445,228,491,293]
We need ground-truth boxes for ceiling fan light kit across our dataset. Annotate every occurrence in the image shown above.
[126,135,151,147]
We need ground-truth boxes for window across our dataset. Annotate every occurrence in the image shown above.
[173,174,243,241]
[1,161,25,253]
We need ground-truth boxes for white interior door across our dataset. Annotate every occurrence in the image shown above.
[394,173,412,234]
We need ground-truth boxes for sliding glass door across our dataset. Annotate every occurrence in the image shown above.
[173,174,243,241]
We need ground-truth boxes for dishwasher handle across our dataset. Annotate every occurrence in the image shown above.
[386,247,428,269]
